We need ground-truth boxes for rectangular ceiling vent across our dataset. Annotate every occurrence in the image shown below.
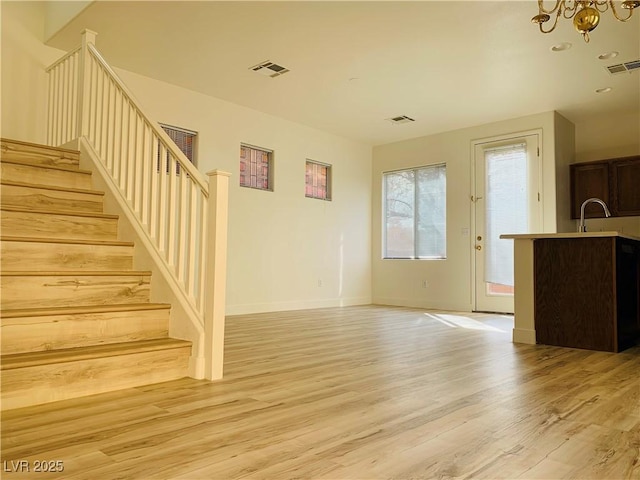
[250,61,290,78]
[386,115,415,124]
[605,59,640,75]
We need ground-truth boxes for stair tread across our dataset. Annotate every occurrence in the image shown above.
[1,270,151,276]
[1,338,191,370]
[1,138,80,156]
[0,303,171,319]
[1,205,118,219]
[0,236,133,247]
[1,179,104,196]
[0,158,91,175]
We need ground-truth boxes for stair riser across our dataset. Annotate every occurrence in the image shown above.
[1,140,80,169]
[1,241,133,271]
[1,274,151,309]
[1,347,190,410]
[0,139,192,411]
[1,210,118,241]
[0,183,103,213]
[1,309,170,354]
[0,162,91,190]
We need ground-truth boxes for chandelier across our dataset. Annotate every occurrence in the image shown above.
[532,1,640,42]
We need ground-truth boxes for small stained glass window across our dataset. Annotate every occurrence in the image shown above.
[305,160,331,201]
[240,144,273,191]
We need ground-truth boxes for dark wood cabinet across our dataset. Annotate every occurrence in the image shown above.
[534,236,640,352]
[611,157,640,216]
[570,161,609,219]
[570,155,640,219]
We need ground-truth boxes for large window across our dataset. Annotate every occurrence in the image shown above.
[240,144,273,191]
[383,164,446,259]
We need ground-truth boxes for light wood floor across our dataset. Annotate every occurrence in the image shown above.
[2,305,639,479]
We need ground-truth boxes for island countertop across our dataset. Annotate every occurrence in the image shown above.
[500,231,640,242]
[503,232,640,352]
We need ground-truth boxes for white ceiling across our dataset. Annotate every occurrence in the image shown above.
[47,1,640,146]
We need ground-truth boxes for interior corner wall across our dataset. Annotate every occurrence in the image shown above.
[43,1,92,41]
[573,109,640,236]
[371,112,558,312]
[553,111,576,234]
[1,1,66,143]
[574,110,640,163]
[113,69,373,316]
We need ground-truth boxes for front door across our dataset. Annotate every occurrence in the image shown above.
[473,134,541,313]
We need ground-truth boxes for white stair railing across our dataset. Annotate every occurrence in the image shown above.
[45,30,229,380]
[46,46,81,147]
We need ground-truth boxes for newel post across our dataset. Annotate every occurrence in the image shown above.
[76,29,97,139]
[204,170,231,380]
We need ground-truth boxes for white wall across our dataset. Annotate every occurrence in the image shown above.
[575,110,640,163]
[554,112,576,234]
[115,69,372,315]
[2,1,372,316]
[1,1,66,143]
[43,1,92,41]
[372,112,563,311]
[573,110,640,236]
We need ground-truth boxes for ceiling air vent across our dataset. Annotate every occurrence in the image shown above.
[250,61,290,78]
[386,115,416,124]
[605,59,640,75]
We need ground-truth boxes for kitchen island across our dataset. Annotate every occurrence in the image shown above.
[500,232,640,352]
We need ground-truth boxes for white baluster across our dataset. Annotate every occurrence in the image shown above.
[187,186,199,300]
[178,169,189,285]
[141,122,152,227]
[158,143,168,255]
[89,58,98,145]
[167,154,178,267]
[47,69,54,145]
[150,133,160,241]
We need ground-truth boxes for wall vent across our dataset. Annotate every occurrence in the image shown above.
[386,115,416,124]
[250,61,290,78]
[605,59,640,75]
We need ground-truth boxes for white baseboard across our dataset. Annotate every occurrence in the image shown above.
[512,327,536,345]
[372,297,473,313]
[226,296,371,316]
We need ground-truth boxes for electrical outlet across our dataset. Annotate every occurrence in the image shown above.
[318,279,323,287]
[422,280,428,288]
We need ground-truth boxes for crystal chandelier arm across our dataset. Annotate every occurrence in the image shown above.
[608,0,635,20]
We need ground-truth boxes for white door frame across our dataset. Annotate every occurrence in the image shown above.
[470,129,543,313]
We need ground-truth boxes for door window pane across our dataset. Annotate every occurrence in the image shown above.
[484,143,528,286]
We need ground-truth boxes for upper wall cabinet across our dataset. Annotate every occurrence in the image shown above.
[611,157,640,216]
[571,160,610,219]
[570,155,640,219]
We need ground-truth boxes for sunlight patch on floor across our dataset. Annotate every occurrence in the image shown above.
[424,313,506,332]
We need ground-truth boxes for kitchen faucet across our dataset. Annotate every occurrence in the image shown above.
[578,197,611,232]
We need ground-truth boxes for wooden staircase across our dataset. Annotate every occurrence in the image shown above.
[0,138,191,410]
